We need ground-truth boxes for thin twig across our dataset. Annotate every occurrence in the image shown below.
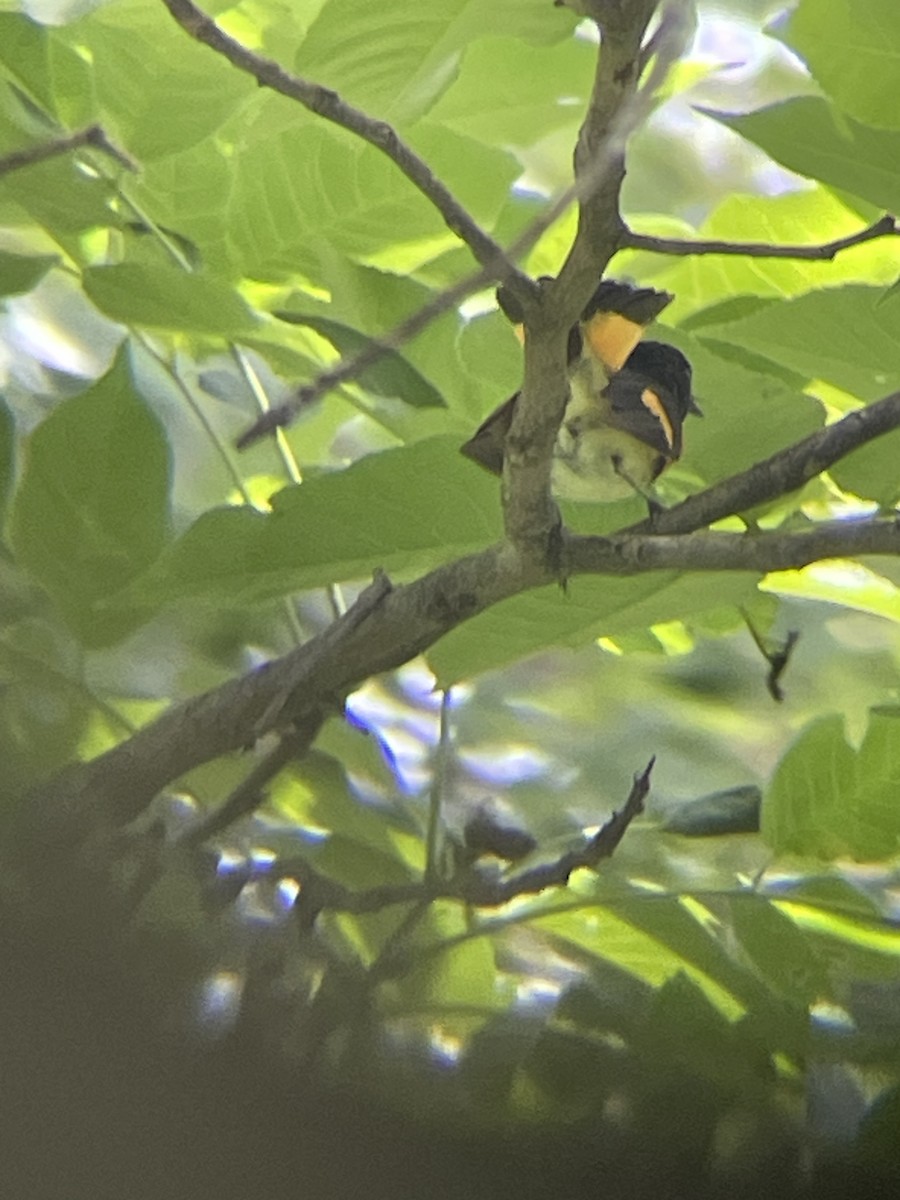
[284,758,653,923]
[236,266,497,448]
[621,214,899,259]
[158,0,530,299]
[740,608,800,703]
[425,688,452,885]
[0,123,137,177]
[180,712,323,847]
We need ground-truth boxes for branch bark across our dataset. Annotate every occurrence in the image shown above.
[503,0,663,547]
[621,214,898,260]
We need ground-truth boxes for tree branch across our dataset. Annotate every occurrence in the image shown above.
[158,0,529,300]
[284,759,653,923]
[624,390,900,536]
[0,123,136,178]
[237,261,505,449]
[29,508,900,846]
[503,0,663,547]
[621,214,899,259]
[566,518,900,576]
[26,386,900,840]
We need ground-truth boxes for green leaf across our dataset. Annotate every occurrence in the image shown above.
[429,34,593,148]
[273,312,446,407]
[691,284,900,401]
[115,436,501,609]
[0,152,118,241]
[661,785,762,837]
[397,905,498,1011]
[0,617,90,794]
[763,709,900,859]
[0,248,57,296]
[82,263,258,336]
[0,13,93,126]
[61,0,255,160]
[427,571,759,685]
[665,328,824,486]
[9,345,171,644]
[293,0,572,127]
[763,562,900,625]
[716,98,900,212]
[728,895,827,1004]
[830,430,900,506]
[220,116,517,281]
[781,0,900,132]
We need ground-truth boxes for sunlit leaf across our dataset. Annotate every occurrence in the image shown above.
[82,263,258,336]
[9,345,171,643]
[763,708,900,859]
[781,0,900,132]
[716,98,900,212]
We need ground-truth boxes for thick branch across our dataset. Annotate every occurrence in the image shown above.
[0,124,136,177]
[30,513,900,843]
[158,0,528,299]
[504,1,661,545]
[621,214,898,259]
[626,391,900,536]
[566,519,900,576]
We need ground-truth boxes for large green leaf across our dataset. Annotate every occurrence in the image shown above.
[82,263,258,336]
[781,0,900,132]
[0,13,94,127]
[0,151,118,241]
[273,312,446,407]
[61,0,255,161]
[717,98,900,212]
[689,284,900,402]
[427,570,759,684]
[661,328,824,486]
[763,709,900,859]
[728,895,827,1005]
[115,435,501,609]
[9,345,171,644]
[294,0,574,126]
[763,563,900,624]
[429,34,593,148]
[224,119,517,280]
[0,249,57,296]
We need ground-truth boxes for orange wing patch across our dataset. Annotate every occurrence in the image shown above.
[581,312,645,374]
[640,387,676,454]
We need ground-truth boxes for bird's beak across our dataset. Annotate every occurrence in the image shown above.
[688,396,703,416]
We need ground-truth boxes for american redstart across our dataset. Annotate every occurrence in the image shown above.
[461,279,700,502]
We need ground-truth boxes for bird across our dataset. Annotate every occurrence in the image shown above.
[460,279,700,503]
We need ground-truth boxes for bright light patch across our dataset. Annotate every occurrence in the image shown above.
[459,744,553,786]
[196,971,243,1037]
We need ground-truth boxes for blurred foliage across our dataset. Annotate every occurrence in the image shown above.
[1,0,900,1194]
